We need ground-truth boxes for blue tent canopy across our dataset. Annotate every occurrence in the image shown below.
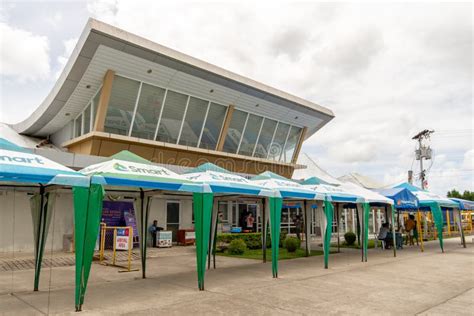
[450,198,474,210]
[0,138,88,187]
[301,176,330,185]
[375,187,418,209]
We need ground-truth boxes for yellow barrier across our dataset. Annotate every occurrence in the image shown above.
[99,223,137,272]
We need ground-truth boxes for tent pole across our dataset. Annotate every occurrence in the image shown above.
[417,210,424,252]
[446,210,451,236]
[139,189,147,279]
[304,200,309,257]
[336,204,340,253]
[457,210,466,248]
[207,203,215,270]
[390,205,396,257]
[33,185,46,291]
[360,205,364,262]
[262,198,267,263]
[356,206,361,246]
[213,208,219,269]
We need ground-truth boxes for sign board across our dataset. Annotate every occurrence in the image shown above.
[185,231,195,240]
[157,231,172,248]
[115,228,130,250]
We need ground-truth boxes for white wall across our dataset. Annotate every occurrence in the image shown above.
[0,189,73,253]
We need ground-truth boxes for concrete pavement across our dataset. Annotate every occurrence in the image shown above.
[0,237,472,315]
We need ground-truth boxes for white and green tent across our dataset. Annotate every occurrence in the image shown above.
[250,171,330,271]
[0,138,89,296]
[183,163,278,274]
[338,182,395,260]
[78,151,205,311]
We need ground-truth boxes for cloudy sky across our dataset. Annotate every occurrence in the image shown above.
[0,1,472,195]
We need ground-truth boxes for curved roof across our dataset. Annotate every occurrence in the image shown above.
[13,18,334,137]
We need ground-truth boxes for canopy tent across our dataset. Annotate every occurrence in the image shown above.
[450,198,474,210]
[375,187,418,210]
[0,138,89,295]
[336,182,396,260]
[393,182,462,252]
[450,198,474,235]
[250,171,329,270]
[183,163,275,271]
[301,183,364,264]
[79,150,204,311]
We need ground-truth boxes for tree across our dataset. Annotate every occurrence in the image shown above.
[447,189,474,201]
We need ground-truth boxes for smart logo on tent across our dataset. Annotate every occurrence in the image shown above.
[113,163,129,172]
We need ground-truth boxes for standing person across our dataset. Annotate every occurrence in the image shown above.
[405,215,416,246]
[294,215,302,240]
[149,220,163,248]
[246,213,255,232]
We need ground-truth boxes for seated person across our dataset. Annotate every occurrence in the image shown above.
[377,223,392,249]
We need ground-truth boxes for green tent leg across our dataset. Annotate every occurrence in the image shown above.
[428,202,444,252]
[362,203,370,262]
[269,197,282,278]
[323,199,334,269]
[135,190,150,279]
[73,183,104,311]
[31,186,54,291]
[193,192,213,290]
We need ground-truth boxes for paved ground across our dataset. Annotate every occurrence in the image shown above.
[0,237,472,315]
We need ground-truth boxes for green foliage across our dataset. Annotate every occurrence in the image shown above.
[217,233,262,249]
[344,231,357,246]
[228,239,247,255]
[283,236,300,253]
[447,189,474,201]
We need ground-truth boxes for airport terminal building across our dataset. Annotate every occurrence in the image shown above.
[1,19,334,252]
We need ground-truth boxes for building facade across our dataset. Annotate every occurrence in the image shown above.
[2,19,335,250]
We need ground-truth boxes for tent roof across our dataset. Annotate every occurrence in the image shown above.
[339,182,393,205]
[251,172,323,200]
[303,184,362,203]
[375,187,418,209]
[392,182,457,209]
[251,171,294,182]
[183,164,274,197]
[81,150,201,192]
[450,198,474,210]
[184,162,232,174]
[0,138,88,187]
[109,150,151,164]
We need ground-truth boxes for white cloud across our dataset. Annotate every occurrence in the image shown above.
[0,22,50,81]
[55,37,78,79]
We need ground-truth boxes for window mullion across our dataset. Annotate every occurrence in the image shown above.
[153,89,168,141]
[236,112,249,154]
[177,95,191,144]
[197,101,211,148]
[128,82,143,137]
[252,117,265,157]
[280,125,292,162]
[267,121,279,160]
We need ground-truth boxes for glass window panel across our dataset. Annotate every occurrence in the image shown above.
[199,102,227,150]
[104,76,140,136]
[92,88,101,129]
[254,118,278,158]
[238,114,263,156]
[282,126,302,163]
[130,83,166,139]
[74,114,82,137]
[268,122,290,161]
[83,103,91,134]
[222,109,247,153]
[178,97,208,147]
[156,90,188,143]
